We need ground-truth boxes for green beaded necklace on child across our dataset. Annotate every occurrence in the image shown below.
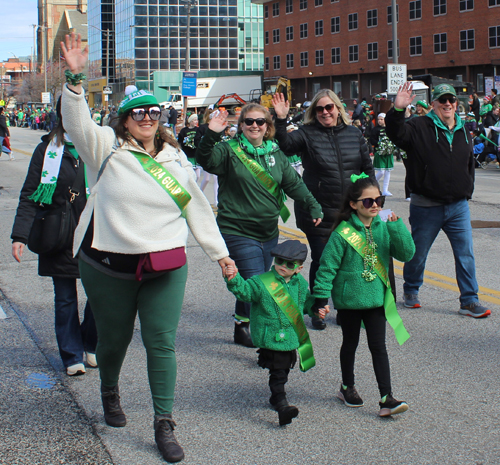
[361,225,378,282]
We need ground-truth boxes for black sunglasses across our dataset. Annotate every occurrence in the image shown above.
[315,103,336,113]
[130,106,162,121]
[437,96,457,104]
[357,196,385,209]
[244,117,267,126]
[275,257,299,270]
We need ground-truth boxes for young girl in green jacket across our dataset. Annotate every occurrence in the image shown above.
[312,174,415,417]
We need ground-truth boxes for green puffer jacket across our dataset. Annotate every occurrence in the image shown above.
[196,130,323,242]
[313,213,415,310]
[226,268,315,351]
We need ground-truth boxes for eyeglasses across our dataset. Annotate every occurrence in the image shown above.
[274,257,299,270]
[315,104,336,113]
[357,196,385,209]
[244,117,267,126]
[437,96,457,104]
[130,106,162,121]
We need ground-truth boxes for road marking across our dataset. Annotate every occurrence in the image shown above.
[278,225,500,304]
[11,148,32,157]
[0,304,7,319]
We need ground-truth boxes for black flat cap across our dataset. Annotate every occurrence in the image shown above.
[271,240,308,262]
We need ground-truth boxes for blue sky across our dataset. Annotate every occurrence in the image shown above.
[0,0,38,62]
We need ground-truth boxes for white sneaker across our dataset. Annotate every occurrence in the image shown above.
[382,191,393,197]
[66,363,86,376]
[9,154,15,161]
[405,197,411,202]
[86,352,98,368]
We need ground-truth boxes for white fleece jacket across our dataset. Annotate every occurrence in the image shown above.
[61,84,228,261]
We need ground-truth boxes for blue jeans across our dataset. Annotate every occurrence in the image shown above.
[52,277,98,367]
[222,234,279,319]
[403,199,479,305]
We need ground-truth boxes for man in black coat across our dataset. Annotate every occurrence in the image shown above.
[167,105,179,136]
[385,82,490,319]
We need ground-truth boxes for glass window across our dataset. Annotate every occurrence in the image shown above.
[367,42,378,60]
[489,0,500,5]
[273,2,279,16]
[460,29,474,50]
[331,16,340,34]
[286,53,294,68]
[300,51,308,67]
[286,26,294,41]
[367,9,377,27]
[273,29,280,43]
[300,0,307,10]
[350,81,358,99]
[315,49,324,66]
[434,33,447,53]
[409,1,422,20]
[434,0,446,15]
[459,0,473,11]
[387,4,399,24]
[315,0,322,6]
[264,5,268,18]
[273,55,281,70]
[331,47,340,64]
[315,20,323,36]
[300,23,308,39]
[265,56,269,71]
[333,82,341,95]
[265,31,269,45]
[348,13,358,31]
[348,44,358,62]
[489,26,500,48]
[286,0,293,13]
[477,73,484,92]
[410,36,422,55]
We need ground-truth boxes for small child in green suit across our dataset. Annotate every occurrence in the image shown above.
[226,240,329,426]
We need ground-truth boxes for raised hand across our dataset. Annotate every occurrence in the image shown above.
[271,93,290,119]
[208,110,229,133]
[60,32,89,75]
[394,82,415,110]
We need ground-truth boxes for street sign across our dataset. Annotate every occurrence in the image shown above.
[103,86,113,94]
[387,64,407,94]
[182,72,197,97]
[41,92,51,104]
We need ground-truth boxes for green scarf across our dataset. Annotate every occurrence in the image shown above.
[237,133,277,160]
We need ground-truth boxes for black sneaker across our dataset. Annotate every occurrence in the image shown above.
[337,385,364,407]
[311,315,326,330]
[378,395,409,417]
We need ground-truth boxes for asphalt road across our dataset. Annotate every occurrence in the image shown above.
[1,126,500,464]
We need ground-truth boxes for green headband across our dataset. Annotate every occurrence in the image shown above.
[351,173,369,183]
[118,86,159,115]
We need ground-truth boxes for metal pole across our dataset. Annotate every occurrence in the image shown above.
[31,24,37,73]
[182,2,192,121]
[391,0,398,64]
[106,30,110,109]
[43,26,48,93]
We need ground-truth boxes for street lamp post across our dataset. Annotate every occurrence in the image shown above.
[391,0,398,64]
[180,0,197,120]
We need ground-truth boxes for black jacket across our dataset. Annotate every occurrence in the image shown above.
[0,114,9,137]
[274,117,374,237]
[483,111,499,129]
[11,135,87,278]
[385,108,474,203]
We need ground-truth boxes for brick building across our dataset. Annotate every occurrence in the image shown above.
[256,0,500,106]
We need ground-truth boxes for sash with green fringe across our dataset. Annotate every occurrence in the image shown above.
[335,221,410,345]
[227,139,290,222]
[259,271,315,371]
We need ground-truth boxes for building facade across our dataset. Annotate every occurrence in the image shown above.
[87,0,264,106]
[257,0,500,105]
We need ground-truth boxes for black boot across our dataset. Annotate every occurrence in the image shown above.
[234,322,255,348]
[311,315,326,330]
[101,384,126,427]
[273,399,299,426]
[154,415,185,463]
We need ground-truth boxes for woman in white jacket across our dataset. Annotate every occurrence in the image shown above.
[61,33,235,464]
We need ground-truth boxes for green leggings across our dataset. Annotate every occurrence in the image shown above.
[79,259,188,415]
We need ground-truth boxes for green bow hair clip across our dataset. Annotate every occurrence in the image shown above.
[350,172,369,183]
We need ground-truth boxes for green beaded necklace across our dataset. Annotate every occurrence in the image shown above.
[361,225,378,282]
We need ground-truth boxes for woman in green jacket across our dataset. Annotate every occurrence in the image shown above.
[196,104,323,347]
[312,175,415,417]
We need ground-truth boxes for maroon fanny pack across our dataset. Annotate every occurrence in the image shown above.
[135,247,186,281]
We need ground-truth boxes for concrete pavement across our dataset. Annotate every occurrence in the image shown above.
[1,126,500,464]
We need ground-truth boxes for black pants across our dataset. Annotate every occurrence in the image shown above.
[337,307,391,397]
[258,348,296,405]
